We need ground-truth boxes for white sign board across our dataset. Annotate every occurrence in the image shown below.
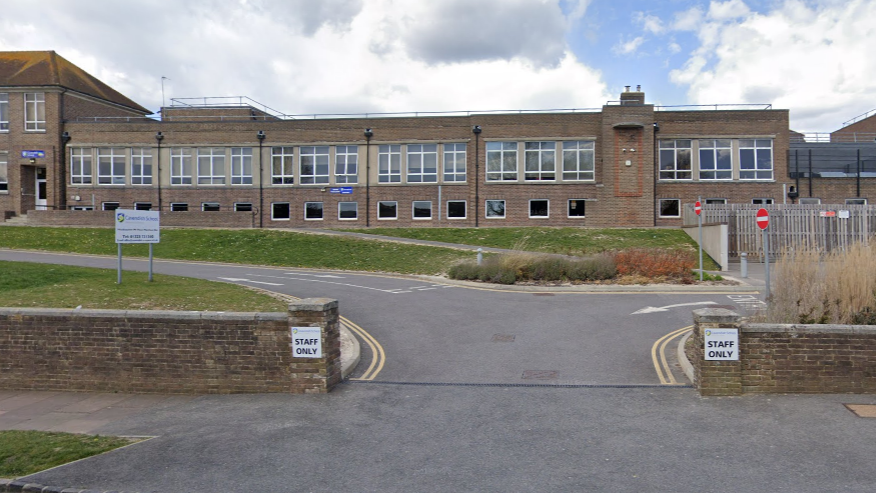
[291,327,323,358]
[704,328,739,361]
[839,210,850,219]
[115,209,160,244]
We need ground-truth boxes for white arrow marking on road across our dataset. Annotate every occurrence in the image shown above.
[217,277,284,286]
[632,301,717,314]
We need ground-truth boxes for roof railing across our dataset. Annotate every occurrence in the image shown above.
[841,108,876,127]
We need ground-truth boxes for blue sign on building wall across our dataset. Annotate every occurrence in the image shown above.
[330,187,354,194]
[21,150,46,159]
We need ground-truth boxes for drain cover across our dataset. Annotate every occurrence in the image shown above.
[492,334,516,343]
[522,370,559,380]
[844,404,876,418]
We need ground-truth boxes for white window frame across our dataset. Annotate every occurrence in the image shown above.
[739,139,773,180]
[529,199,550,218]
[97,148,126,185]
[130,147,152,185]
[299,146,330,184]
[752,198,774,205]
[335,145,359,184]
[197,147,226,185]
[102,201,120,211]
[70,148,93,185]
[443,143,466,182]
[0,153,8,192]
[134,202,152,211]
[562,141,595,181]
[338,201,358,220]
[70,206,94,211]
[524,141,556,181]
[705,198,727,205]
[698,139,733,180]
[412,200,433,220]
[234,202,253,212]
[486,142,518,182]
[799,197,821,205]
[271,147,295,185]
[378,144,402,183]
[231,147,253,185]
[485,199,506,219]
[0,93,8,131]
[659,140,692,181]
[24,92,45,131]
[202,202,221,211]
[406,144,438,183]
[272,202,291,221]
[846,198,868,205]
[658,198,681,218]
[171,148,193,185]
[378,201,398,220]
[568,199,587,218]
[170,202,188,212]
[446,200,467,219]
[305,201,324,220]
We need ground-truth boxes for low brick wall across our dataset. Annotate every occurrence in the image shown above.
[26,210,256,228]
[0,299,341,394]
[690,308,876,395]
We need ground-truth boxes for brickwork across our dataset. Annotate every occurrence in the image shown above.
[690,308,876,395]
[0,299,341,394]
[27,209,256,228]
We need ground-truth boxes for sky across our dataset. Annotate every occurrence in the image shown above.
[1,0,874,131]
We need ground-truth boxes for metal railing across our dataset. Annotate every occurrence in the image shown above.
[842,108,876,127]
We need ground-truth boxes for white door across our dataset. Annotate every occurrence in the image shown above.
[35,168,47,210]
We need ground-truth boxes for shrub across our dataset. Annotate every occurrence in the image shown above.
[447,261,480,281]
[529,257,568,281]
[613,248,695,280]
[566,255,617,281]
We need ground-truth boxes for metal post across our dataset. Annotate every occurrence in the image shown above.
[364,129,373,227]
[698,196,703,281]
[740,252,748,278]
[763,229,771,300]
[477,248,483,266]
[117,243,122,284]
[472,125,482,227]
[257,130,265,228]
[148,243,154,282]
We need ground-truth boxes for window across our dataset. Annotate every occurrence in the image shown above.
[846,198,868,205]
[24,93,45,131]
[486,142,518,181]
[171,148,193,185]
[202,202,221,211]
[0,153,7,192]
[562,141,595,181]
[752,198,774,205]
[378,144,402,183]
[234,202,253,212]
[70,206,93,211]
[529,199,549,218]
[447,200,466,219]
[300,146,330,184]
[170,203,188,212]
[524,142,556,181]
[698,139,732,180]
[70,148,92,185]
[102,202,119,211]
[568,199,586,218]
[739,139,773,180]
[407,144,438,183]
[378,201,397,220]
[272,202,291,220]
[197,147,226,185]
[705,198,727,205]
[659,140,692,180]
[231,147,253,185]
[658,199,681,218]
[272,147,294,184]
[305,201,324,220]
[339,202,358,220]
[443,143,466,182]
[0,93,8,131]
[134,202,152,211]
[799,198,821,204]
[412,201,432,219]
[485,199,506,218]
[335,145,359,184]
[97,148,126,185]
[131,148,152,185]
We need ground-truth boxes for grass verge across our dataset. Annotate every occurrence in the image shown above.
[0,261,287,311]
[0,430,137,478]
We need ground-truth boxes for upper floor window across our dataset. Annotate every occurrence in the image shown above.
[486,142,517,181]
[407,144,438,183]
[443,143,466,182]
[335,145,358,184]
[299,146,330,184]
[0,153,7,192]
[659,140,692,180]
[378,144,402,183]
[562,141,595,181]
[24,93,45,131]
[197,147,226,185]
[698,139,732,180]
[70,148,93,185]
[231,147,253,185]
[130,148,153,185]
[171,147,193,185]
[524,141,556,181]
[271,146,294,184]
[0,93,8,131]
[739,139,773,180]
[97,148,126,185]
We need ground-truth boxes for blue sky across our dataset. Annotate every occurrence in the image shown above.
[1,0,874,131]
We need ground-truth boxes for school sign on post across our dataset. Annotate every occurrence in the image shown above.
[114,209,160,283]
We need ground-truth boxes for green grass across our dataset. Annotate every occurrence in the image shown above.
[0,430,136,478]
[0,261,287,311]
[0,227,471,275]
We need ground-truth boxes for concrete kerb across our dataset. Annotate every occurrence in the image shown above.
[0,478,130,493]
[677,330,695,384]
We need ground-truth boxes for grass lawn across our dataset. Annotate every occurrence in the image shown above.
[0,261,287,311]
[0,430,136,478]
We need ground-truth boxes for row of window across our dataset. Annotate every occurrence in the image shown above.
[656,197,869,218]
[659,139,774,181]
[0,92,46,131]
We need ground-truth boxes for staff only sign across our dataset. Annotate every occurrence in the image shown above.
[704,328,739,361]
[291,327,323,358]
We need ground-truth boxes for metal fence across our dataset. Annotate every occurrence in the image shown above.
[684,204,876,259]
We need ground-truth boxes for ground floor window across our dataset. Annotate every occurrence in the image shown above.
[70,206,94,211]
[134,202,152,211]
[705,198,727,205]
[447,200,466,219]
[568,199,586,217]
[799,198,821,204]
[234,202,253,212]
[272,202,290,220]
[378,201,397,220]
[102,202,119,211]
[339,201,358,220]
[486,200,505,219]
[202,202,221,212]
[412,201,432,220]
[846,198,867,205]
[752,198,773,205]
[658,199,680,218]
[305,201,324,220]
[529,199,549,218]
[171,203,188,212]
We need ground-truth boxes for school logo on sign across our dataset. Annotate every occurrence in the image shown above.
[116,212,126,223]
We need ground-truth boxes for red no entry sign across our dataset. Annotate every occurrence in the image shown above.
[694,201,702,216]
[756,208,769,230]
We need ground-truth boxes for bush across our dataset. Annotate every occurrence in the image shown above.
[529,257,568,281]
[447,261,480,281]
[566,254,617,281]
[613,248,695,280]
[448,253,618,284]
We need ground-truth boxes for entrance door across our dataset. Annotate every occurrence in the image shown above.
[35,168,47,210]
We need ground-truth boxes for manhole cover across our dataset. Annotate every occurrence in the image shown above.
[492,334,516,343]
[534,293,555,297]
[844,404,876,418]
[522,370,559,380]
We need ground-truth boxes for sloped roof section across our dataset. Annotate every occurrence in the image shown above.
[0,50,151,114]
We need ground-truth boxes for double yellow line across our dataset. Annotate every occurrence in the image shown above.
[651,325,692,385]
[343,317,385,381]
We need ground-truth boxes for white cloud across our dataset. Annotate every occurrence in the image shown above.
[634,12,665,34]
[613,36,645,55]
[708,0,751,21]
[668,41,682,54]
[672,6,705,31]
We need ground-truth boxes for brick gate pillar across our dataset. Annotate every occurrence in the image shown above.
[288,298,342,393]
[691,308,744,396]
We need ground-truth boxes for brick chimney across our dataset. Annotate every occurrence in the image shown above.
[620,85,645,105]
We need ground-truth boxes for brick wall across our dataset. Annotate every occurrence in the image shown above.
[27,209,256,228]
[689,308,876,395]
[0,299,341,394]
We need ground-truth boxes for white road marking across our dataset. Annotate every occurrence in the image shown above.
[217,277,284,286]
[234,273,454,295]
[282,272,346,278]
[632,301,717,314]
[727,294,767,306]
